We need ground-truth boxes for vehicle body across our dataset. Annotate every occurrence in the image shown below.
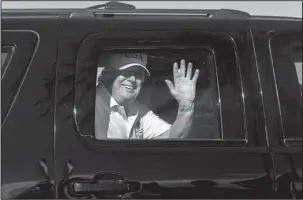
[1,2,302,199]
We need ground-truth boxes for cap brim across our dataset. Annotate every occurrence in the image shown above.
[119,63,150,76]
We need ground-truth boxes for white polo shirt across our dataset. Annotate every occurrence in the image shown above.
[95,85,172,139]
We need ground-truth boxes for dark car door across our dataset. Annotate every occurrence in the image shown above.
[1,13,61,199]
[54,8,275,198]
[250,17,303,199]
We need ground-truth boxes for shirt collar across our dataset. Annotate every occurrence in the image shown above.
[110,95,120,109]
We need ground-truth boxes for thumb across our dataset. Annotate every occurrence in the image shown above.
[165,79,175,93]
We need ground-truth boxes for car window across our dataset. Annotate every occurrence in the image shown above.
[1,46,16,79]
[74,31,247,142]
[94,49,221,140]
[1,31,39,125]
[270,32,302,141]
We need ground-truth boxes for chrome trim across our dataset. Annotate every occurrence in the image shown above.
[284,138,303,146]
[249,28,270,147]
[211,50,224,141]
[268,32,286,144]
[221,32,249,143]
[268,32,302,147]
[1,30,40,127]
[251,16,302,21]
[95,12,212,17]
[1,45,17,80]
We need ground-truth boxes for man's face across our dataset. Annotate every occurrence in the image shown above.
[111,66,146,105]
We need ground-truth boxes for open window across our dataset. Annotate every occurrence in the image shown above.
[270,31,302,146]
[74,31,247,145]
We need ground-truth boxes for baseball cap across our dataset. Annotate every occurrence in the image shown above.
[98,52,150,76]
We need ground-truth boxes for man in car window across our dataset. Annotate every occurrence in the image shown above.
[95,53,200,139]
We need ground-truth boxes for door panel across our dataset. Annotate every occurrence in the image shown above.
[55,16,273,198]
[250,18,303,198]
[1,17,61,199]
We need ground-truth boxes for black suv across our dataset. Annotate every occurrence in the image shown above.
[1,2,302,199]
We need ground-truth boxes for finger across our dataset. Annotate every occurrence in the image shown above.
[180,59,186,77]
[173,62,179,83]
[165,79,175,93]
[186,62,193,79]
[192,69,200,83]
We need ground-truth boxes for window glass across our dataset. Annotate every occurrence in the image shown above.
[94,49,221,140]
[270,32,302,140]
[74,32,246,141]
[1,46,15,79]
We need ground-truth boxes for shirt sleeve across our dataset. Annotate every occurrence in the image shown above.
[141,106,172,139]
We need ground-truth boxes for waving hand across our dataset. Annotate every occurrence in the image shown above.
[165,59,200,105]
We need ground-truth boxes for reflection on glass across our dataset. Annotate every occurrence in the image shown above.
[295,62,302,98]
[94,50,220,140]
[1,52,8,67]
[294,62,302,86]
[1,46,15,79]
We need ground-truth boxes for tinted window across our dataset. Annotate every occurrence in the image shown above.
[270,32,302,140]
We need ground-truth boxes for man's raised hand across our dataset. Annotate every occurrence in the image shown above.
[165,59,200,107]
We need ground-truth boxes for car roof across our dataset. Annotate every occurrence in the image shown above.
[2,9,302,22]
[2,1,302,19]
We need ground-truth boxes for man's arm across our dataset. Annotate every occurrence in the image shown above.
[165,101,194,138]
[164,59,200,139]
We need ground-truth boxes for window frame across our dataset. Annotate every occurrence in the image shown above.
[1,45,16,79]
[73,30,248,147]
[268,31,302,147]
[1,30,40,125]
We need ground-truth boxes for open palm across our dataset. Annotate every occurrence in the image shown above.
[165,59,200,104]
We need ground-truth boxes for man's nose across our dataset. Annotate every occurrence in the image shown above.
[127,75,136,82]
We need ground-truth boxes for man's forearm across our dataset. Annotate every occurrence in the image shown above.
[168,101,194,138]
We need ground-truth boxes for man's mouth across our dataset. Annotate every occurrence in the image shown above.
[122,84,136,90]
